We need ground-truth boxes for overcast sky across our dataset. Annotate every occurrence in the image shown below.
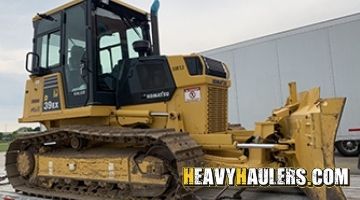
[1,0,360,132]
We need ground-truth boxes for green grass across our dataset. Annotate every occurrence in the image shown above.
[0,142,9,152]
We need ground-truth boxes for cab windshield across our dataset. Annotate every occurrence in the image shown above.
[95,5,150,91]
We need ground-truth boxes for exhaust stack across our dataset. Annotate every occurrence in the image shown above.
[151,0,160,55]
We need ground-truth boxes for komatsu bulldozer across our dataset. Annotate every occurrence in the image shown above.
[5,0,347,199]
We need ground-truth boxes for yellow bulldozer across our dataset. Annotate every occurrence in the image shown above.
[5,0,347,199]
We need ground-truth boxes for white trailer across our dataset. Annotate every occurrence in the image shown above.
[203,13,360,156]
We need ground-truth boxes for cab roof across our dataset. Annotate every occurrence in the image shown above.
[33,0,148,21]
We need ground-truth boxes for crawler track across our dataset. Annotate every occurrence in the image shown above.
[5,126,203,199]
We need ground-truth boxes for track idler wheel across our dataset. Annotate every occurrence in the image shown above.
[17,150,35,177]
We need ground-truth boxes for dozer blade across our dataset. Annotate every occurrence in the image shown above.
[283,87,346,200]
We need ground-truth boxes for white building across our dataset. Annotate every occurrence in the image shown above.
[203,13,360,156]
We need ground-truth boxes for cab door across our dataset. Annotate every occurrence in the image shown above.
[62,3,89,108]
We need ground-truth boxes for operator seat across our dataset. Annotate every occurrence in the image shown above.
[67,46,85,92]
[69,46,85,69]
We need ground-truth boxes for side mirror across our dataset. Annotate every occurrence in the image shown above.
[25,52,39,74]
[25,52,49,76]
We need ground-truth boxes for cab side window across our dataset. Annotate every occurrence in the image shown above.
[36,31,61,68]
[127,27,143,59]
[99,32,122,74]
[34,13,61,70]
[96,8,127,91]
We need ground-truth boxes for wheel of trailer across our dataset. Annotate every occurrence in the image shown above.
[335,140,360,156]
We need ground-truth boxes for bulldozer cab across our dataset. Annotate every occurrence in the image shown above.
[27,0,152,108]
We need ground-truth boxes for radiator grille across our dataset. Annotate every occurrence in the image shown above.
[207,86,228,133]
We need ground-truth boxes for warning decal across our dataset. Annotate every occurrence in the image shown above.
[184,87,201,102]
